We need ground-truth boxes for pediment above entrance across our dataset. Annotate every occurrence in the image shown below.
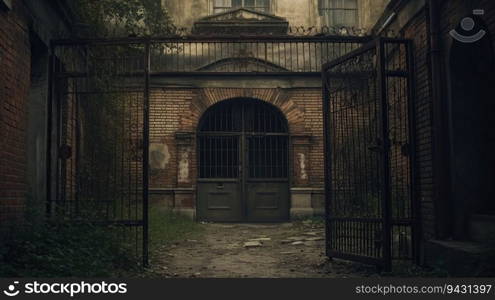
[196,57,288,72]
[199,8,286,22]
[192,8,289,35]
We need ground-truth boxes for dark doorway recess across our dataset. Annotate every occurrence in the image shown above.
[197,98,290,222]
[449,16,495,239]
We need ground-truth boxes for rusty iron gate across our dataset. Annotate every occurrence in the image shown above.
[47,34,370,267]
[322,38,418,270]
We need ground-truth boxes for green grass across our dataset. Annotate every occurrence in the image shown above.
[0,221,137,277]
[148,206,202,253]
[0,205,201,277]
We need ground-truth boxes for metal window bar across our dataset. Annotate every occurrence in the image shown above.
[213,0,270,13]
[198,99,288,180]
[319,0,358,27]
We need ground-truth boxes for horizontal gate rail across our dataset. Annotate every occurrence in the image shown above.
[51,35,371,75]
[52,35,372,45]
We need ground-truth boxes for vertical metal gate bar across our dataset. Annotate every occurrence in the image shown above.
[322,70,333,258]
[377,39,392,271]
[143,41,150,267]
[55,63,62,216]
[75,81,80,216]
[406,40,420,264]
[46,48,55,218]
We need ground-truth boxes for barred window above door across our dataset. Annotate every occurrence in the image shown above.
[319,0,358,27]
[213,0,271,14]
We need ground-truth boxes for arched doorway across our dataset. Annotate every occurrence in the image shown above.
[197,98,290,222]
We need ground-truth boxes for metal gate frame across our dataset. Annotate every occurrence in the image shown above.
[322,38,419,270]
[46,34,371,268]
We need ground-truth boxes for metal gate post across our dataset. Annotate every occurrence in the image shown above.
[321,70,333,259]
[143,41,151,267]
[377,38,392,271]
[46,45,55,219]
[406,40,420,265]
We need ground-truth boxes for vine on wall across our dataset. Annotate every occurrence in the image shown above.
[73,0,175,37]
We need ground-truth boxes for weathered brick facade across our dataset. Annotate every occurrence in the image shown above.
[0,0,72,225]
[148,87,325,217]
[0,0,31,223]
[373,0,495,273]
[402,9,436,240]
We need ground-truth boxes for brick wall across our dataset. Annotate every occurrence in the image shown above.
[290,89,325,187]
[375,2,437,238]
[0,0,31,224]
[378,0,495,241]
[386,8,436,239]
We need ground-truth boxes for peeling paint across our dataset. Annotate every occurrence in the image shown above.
[178,149,190,183]
[298,153,308,180]
[149,143,170,170]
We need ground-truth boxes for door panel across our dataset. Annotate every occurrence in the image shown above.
[197,135,240,222]
[246,135,289,221]
[197,181,242,222]
[246,182,289,222]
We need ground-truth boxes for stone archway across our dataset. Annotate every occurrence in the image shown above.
[182,88,306,134]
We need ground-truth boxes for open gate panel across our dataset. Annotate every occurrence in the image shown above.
[322,38,417,270]
[49,42,150,266]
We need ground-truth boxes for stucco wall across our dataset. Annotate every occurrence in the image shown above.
[162,0,388,31]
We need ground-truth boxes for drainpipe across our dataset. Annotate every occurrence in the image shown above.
[428,0,452,239]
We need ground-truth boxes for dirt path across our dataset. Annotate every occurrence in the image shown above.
[148,222,376,278]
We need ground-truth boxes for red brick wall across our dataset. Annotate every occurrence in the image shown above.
[290,89,325,187]
[149,89,194,189]
[0,0,31,223]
